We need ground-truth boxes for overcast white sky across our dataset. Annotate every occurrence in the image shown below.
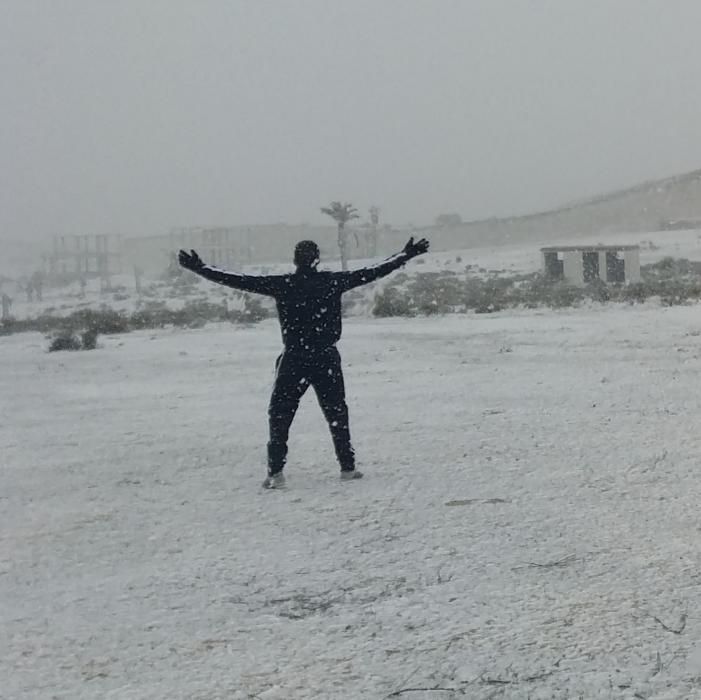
[2,0,701,239]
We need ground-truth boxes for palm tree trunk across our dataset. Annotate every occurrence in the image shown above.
[337,222,348,271]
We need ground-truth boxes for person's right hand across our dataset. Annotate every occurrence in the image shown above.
[403,237,430,258]
[179,249,205,271]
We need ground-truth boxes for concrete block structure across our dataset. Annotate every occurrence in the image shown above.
[541,245,640,286]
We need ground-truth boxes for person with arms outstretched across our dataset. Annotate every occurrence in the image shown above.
[179,237,430,489]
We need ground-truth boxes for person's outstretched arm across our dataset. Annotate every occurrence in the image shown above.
[178,249,280,296]
[339,237,430,291]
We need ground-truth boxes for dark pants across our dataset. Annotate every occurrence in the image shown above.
[267,346,355,474]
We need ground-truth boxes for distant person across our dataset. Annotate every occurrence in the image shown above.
[179,236,430,489]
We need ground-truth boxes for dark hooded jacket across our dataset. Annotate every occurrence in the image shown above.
[197,253,411,352]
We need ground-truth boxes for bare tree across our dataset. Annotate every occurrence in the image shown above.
[321,201,359,271]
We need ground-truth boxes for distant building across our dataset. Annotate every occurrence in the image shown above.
[121,228,246,278]
[36,225,392,281]
[44,234,123,280]
[541,245,640,286]
[121,224,384,276]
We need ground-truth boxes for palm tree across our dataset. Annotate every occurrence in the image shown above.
[368,205,380,257]
[321,201,359,271]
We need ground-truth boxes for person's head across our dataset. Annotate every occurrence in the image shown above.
[294,240,320,269]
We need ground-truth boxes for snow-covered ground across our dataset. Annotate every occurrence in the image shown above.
[5,301,701,699]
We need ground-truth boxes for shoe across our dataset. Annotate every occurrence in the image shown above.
[340,470,363,481]
[262,472,286,489]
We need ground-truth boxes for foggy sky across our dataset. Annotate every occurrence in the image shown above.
[3,0,701,240]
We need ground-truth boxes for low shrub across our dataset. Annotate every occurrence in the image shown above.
[48,330,82,352]
[65,308,129,334]
[80,328,99,350]
[373,287,414,317]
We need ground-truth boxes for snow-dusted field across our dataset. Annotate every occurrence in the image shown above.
[5,302,701,699]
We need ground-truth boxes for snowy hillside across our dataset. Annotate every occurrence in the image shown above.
[5,301,701,698]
